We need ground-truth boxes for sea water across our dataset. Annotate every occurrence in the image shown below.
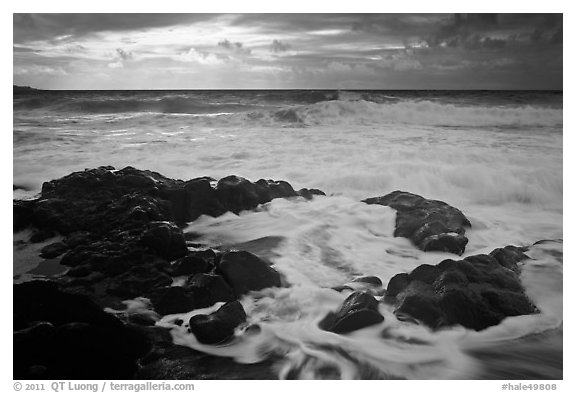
[13,89,563,379]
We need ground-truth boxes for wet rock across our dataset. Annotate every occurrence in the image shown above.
[12,167,323,378]
[140,221,187,261]
[363,191,471,255]
[171,254,213,276]
[13,200,34,231]
[319,291,384,334]
[188,249,218,264]
[489,245,530,273]
[297,188,326,200]
[188,301,247,344]
[385,273,410,299]
[255,179,298,199]
[15,166,319,241]
[385,246,538,331]
[352,276,383,287]
[218,251,282,296]
[420,233,469,255]
[152,287,195,316]
[151,273,236,316]
[64,231,93,248]
[39,242,68,259]
[187,273,236,309]
[13,281,151,379]
[66,265,92,278]
[215,176,270,214]
[105,266,172,299]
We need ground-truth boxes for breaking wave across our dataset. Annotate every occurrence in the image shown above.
[256,99,562,128]
[14,90,562,128]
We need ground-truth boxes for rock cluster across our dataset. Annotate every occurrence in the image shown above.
[13,167,544,379]
[384,246,537,331]
[13,166,316,379]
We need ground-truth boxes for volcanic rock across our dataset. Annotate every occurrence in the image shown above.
[319,291,384,334]
[384,246,536,330]
[13,281,150,379]
[188,301,247,344]
[217,250,282,296]
[363,191,471,255]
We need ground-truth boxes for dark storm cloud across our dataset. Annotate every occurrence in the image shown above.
[13,13,220,43]
[425,13,563,49]
[229,13,359,32]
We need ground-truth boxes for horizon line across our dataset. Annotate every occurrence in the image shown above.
[14,85,564,92]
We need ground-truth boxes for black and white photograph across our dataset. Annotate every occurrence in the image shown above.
[11,8,565,383]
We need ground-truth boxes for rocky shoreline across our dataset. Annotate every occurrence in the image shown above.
[13,166,546,379]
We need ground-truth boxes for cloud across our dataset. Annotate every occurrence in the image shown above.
[108,48,134,68]
[65,44,87,53]
[14,65,67,76]
[425,13,562,50]
[116,48,133,61]
[13,45,38,53]
[374,52,423,71]
[531,25,563,44]
[270,39,291,53]
[12,13,563,90]
[176,48,224,65]
[217,39,251,56]
[14,13,221,43]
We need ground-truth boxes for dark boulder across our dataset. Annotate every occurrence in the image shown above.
[420,233,469,255]
[152,287,195,316]
[188,301,247,344]
[13,281,151,379]
[187,273,236,309]
[215,176,270,213]
[319,291,384,334]
[161,177,224,224]
[255,179,298,200]
[363,191,471,255]
[217,251,282,296]
[385,246,538,331]
[13,200,35,232]
[297,188,326,200]
[489,245,529,273]
[151,273,235,315]
[66,265,92,278]
[171,254,213,276]
[140,221,188,261]
[105,265,172,299]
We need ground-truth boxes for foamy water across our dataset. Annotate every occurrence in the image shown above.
[14,90,563,379]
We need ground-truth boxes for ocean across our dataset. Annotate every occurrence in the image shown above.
[13,89,563,379]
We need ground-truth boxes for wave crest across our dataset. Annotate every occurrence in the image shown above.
[257,99,562,127]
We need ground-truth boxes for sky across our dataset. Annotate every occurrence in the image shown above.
[13,13,563,90]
